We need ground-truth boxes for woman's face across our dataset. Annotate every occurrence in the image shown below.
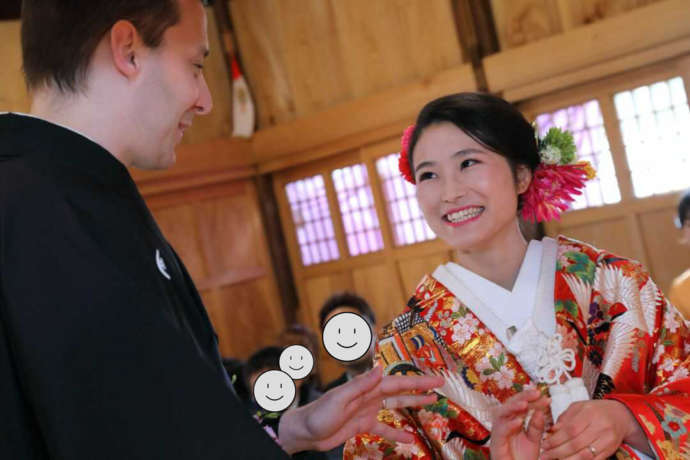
[413,122,530,252]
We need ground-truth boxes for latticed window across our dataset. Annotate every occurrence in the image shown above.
[285,175,339,266]
[613,76,690,198]
[535,100,621,210]
[331,164,384,256]
[375,153,435,246]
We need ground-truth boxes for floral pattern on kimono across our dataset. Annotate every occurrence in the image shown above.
[344,236,690,459]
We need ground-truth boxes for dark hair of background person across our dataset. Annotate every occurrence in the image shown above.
[318,292,376,331]
[222,357,249,402]
[407,92,541,187]
[242,346,282,391]
[278,324,322,389]
[20,0,184,92]
[677,189,690,228]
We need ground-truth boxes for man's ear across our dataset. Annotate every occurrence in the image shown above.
[515,164,532,195]
[110,20,142,78]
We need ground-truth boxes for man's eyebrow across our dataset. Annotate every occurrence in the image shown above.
[413,148,484,173]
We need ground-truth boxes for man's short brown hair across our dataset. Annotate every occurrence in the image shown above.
[21,1,182,93]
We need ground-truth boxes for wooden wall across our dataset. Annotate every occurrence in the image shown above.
[0,20,29,112]
[230,0,464,127]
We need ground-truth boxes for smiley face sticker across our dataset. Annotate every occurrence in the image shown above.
[279,345,314,380]
[253,369,296,412]
[322,312,373,362]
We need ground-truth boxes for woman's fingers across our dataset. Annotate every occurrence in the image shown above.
[380,393,438,409]
[370,421,416,445]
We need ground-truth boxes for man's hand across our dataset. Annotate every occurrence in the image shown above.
[541,400,652,459]
[490,389,550,460]
[276,365,444,454]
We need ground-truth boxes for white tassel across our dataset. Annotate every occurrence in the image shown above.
[231,57,255,138]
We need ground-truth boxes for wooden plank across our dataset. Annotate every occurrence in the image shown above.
[195,266,267,291]
[490,0,563,50]
[397,253,451,295]
[0,21,30,113]
[252,64,476,165]
[638,205,690,293]
[352,263,405,329]
[485,0,690,94]
[559,217,638,260]
[230,0,462,128]
[503,37,690,102]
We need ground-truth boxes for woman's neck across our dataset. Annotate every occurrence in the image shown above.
[455,220,529,291]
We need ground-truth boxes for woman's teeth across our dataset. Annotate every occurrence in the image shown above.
[445,207,483,223]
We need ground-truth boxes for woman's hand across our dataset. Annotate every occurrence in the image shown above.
[540,400,651,459]
[490,389,550,460]
[277,365,444,454]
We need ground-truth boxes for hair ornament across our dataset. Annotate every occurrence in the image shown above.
[521,126,596,223]
[398,125,416,184]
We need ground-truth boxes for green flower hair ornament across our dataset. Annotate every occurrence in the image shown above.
[536,127,577,165]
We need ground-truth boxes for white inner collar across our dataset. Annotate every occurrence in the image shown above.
[433,237,558,345]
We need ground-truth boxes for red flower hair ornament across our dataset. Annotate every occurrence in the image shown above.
[397,124,595,223]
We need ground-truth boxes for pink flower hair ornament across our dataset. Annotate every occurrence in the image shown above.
[397,124,596,223]
[521,127,596,223]
[398,124,416,184]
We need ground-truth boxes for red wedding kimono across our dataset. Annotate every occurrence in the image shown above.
[345,236,690,459]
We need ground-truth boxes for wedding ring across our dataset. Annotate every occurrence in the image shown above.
[588,445,597,457]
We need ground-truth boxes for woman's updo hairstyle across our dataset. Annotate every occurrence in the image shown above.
[407,92,541,180]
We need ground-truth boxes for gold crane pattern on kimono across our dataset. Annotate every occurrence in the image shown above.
[344,236,690,460]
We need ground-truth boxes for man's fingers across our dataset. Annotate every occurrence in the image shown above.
[525,407,546,442]
[329,365,383,407]
[370,421,416,445]
[377,373,445,395]
[380,393,438,409]
[542,424,598,459]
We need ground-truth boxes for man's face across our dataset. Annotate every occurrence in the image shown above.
[322,306,376,368]
[130,0,212,170]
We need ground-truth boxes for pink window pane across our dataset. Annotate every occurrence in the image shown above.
[613,77,690,198]
[536,100,621,210]
[285,175,339,266]
[375,153,436,246]
[332,164,384,256]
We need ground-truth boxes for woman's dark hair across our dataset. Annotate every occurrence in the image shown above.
[677,189,690,228]
[407,92,541,181]
[21,0,183,92]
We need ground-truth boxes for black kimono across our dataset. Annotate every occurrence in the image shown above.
[0,114,288,459]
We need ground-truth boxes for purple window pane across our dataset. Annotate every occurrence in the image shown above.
[315,175,324,190]
[301,247,312,266]
[366,230,377,251]
[347,235,359,256]
[363,209,374,229]
[353,165,365,186]
[305,223,315,242]
[553,109,568,128]
[352,210,363,232]
[536,114,551,131]
[585,100,602,126]
[357,232,368,253]
[393,177,404,197]
[329,241,339,258]
[310,244,320,264]
[414,220,425,240]
[375,231,384,250]
[569,106,585,130]
[319,241,329,261]
[403,223,415,245]
[391,200,400,221]
[342,213,353,233]
[314,220,325,240]
[399,200,410,221]
[394,225,404,246]
[324,219,335,238]
[297,227,306,245]
[579,132,592,155]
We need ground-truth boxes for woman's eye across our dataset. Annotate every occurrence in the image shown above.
[418,171,436,182]
[460,159,479,169]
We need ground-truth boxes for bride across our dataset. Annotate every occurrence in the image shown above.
[344,93,689,459]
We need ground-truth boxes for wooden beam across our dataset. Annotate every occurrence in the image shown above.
[484,0,690,95]
[251,64,476,168]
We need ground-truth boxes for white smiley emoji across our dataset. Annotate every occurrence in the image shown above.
[279,345,314,380]
[253,370,296,412]
[322,312,373,362]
